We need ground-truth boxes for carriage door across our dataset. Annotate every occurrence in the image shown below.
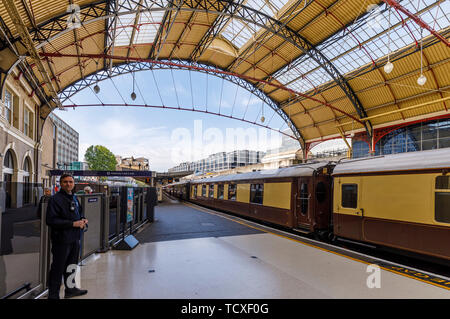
[296,178,311,227]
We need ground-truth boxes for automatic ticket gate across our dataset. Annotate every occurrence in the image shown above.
[79,194,104,259]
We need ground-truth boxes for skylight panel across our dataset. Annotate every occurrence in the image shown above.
[114,14,136,47]
[221,0,290,48]
[134,11,165,44]
[275,57,335,94]
[222,19,256,48]
[108,0,168,48]
[311,0,449,77]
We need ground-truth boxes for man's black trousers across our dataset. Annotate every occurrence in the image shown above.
[48,241,80,297]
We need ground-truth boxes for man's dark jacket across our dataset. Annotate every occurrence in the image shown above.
[46,190,84,243]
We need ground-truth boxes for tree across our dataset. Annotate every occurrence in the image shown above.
[84,145,117,171]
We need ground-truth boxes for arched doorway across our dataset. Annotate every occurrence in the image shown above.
[3,149,15,209]
[22,157,32,205]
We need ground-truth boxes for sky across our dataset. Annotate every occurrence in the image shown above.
[54,68,347,172]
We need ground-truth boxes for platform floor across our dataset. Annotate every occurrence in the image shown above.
[74,198,450,299]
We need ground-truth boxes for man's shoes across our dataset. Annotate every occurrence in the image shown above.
[48,294,60,299]
[64,288,88,299]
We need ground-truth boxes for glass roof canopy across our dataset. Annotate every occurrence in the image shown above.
[107,0,448,96]
[275,0,449,94]
[109,0,168,48]
[221,0,291,48]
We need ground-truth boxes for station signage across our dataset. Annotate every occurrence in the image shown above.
[50,170,152,177]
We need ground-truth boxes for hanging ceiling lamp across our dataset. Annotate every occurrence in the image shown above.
[384,7,394,74]
[260,101,265,123]
[93,59,100,93]
[131,70,137,100]
[417,28,427,86]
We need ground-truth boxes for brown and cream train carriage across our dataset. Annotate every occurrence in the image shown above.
[164,181,190,200]
[332,148,450,261]
[190,162,335,235]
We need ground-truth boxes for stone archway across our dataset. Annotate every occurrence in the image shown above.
[2,146,19,209]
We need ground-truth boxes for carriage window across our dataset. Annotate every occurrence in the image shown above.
[250,184,263,204]
[316,182,326,203]
[202,185,206,197]
[209,184,214,198]
[193,186,197,198]
[435,176,450,189]
[218,185,224,199]
[342,184,358,209]
[228,184,236,201]
[300,183,308,215]
[435,176,450,223]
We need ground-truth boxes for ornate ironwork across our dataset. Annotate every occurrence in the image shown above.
[58,59,306,144]
[18,0,380,140]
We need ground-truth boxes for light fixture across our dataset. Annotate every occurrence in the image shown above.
[384,61,394,74]
[417,28,426,86]
[93,59,100,93]
[417,74,427,86]
[131,70,137,101]
[384,8,394,74]
[260,100,265,123]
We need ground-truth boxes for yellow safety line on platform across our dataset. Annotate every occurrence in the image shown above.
[181,201,450,291]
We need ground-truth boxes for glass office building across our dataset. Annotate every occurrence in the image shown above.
[352,118,450,158]
[48,113,79,167]
[169,150,265,174]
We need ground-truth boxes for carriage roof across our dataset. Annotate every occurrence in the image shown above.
[333,148,450,175]
[190,162,331,184]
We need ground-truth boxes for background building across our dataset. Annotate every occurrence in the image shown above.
[41,116,57,188]
[0,67,41,210]
[117,156,150,171]
[48,112,79,169]
[169,150,265,174]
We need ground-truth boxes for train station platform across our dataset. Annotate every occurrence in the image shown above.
[71,196,450,299]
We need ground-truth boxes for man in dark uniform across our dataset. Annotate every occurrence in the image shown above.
[46,174,88,299]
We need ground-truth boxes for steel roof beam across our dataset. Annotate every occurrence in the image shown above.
[104,0,118,72]
[167,5,198,59]
[189,0,246,62]
[266,1,440,97]
[226,0,314,73]
[2,0,62,112]
[0,16,47,106]
[54,58,305,144]
[127,0,145,59]
[147,0,177,60]
[19,0,62,94]
[382,0,449,47]
[278,33,448,111]
[20,0,375,140]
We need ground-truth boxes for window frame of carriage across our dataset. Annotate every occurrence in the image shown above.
[202,184,207,197]
[228,183,237,201]
[217,184,224,200]
[435,175,450,224]
[250,183,264,205]
[208,184,215,198]
[341,183,358,209]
